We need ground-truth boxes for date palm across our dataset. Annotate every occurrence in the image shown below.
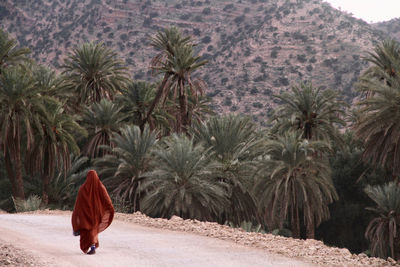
[49,155,90,209]
[94,125,157,211]
[364,182,400,260]
[32,64,63,98]
[25,100,87,205]
[61,42,129,107]
[141,134,229,220]
[253,132,337,238]
[143,26,207,133]
[0,65,45,200]
[81,99,126,158]
[355,40,400,179]
[0,29,30,72]
[192,115,262,225]
[362,39,400,81]
[271,82,346,145]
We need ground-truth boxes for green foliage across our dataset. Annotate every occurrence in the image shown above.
[12,195,41,212]
[226,221,266,233]
[364,182,400,260]
[95,125,157,211]
[81,99,126,158]
[141,134,228,220]
[254,131,337,238]
[354,39,400,178]
[271,82,346,145]
[316,131,391,254]
[47,155,90,209]
[145,26,207,132]
[271,228,292,237]
[192,115,262,225]
[0,28,30,70]
[61,41,129,106]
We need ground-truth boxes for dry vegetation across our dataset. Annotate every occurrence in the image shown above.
[1,0,394,124]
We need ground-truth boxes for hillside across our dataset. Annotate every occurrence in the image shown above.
[0,0,389,124]
[373,18,400,42]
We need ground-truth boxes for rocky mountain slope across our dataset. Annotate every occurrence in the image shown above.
[0,0,390,124]
[373,18,400,42]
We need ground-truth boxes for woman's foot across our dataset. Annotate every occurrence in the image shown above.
[87,245,96,255]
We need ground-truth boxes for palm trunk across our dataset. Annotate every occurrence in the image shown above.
[291,204,300,238]
[41,174,50,206]
[394,235,400,260]
[41,151,50,206]
[13,131,25,200]
[306,219,315,239]
[178,79,188,133]
[141,74,169,131]
[4,151,18,198]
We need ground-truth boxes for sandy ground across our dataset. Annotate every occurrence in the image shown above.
[0,213,312,267]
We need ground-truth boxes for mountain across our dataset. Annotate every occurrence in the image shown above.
[0,0,390,124]
[373,18,400,42]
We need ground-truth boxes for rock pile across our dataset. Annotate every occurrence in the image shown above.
[116,212,399,267]
[10,210,400,266]
[0,244,41,266]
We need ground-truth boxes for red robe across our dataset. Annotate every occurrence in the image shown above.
[72,170,114,253]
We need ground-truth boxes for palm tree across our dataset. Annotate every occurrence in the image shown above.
[61,42,129,107]
[48,155,90,209]
[192,115,262,225]
[32,64,63,98]
[187,92,214,127]
[94,125,157,212]
[81,99,126,158]
[354,40,400,179]
[271,82,346,145]
[25,100,87,205]
[116,81,160,127]
[0,29,30,72]
[140,134,229,220]
[364,182,400,260]
[362,39,400,82]
[142,26,207,133]
[0,65,45,200]
[253,132,337,239]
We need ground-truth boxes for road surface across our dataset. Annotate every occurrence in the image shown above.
[0,214,312,267]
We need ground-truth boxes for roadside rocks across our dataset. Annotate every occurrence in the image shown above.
[0,244,40,267]
[12,210,400,266]
[115,211,398,267]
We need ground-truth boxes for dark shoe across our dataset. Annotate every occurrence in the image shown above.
[87,246,96,255]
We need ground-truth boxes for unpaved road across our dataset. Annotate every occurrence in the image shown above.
[0,214,311,267]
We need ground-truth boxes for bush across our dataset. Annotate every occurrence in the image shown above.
[234,15,245,24]
[297,54,307,63]
[223,4,235,11]
[250,88,259,94]
[193,28,201,36]
[202,7,211,15]
[223,97,232,106]
[201,36,211,44]
[252,102,263,108]
[12,195,42,212]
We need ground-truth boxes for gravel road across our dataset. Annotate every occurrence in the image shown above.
[0,213,311,267]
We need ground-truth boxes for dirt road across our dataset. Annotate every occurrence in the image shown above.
[0,214,311,267]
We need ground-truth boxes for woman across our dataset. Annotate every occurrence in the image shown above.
[72,170,114,254]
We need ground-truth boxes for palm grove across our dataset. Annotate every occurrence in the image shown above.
[1,26,400,260]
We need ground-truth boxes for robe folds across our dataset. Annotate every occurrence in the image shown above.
[72,170,114,253]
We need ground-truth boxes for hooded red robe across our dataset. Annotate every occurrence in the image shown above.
[72,170,114,253]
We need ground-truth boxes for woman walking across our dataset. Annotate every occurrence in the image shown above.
[72,170,114,254]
